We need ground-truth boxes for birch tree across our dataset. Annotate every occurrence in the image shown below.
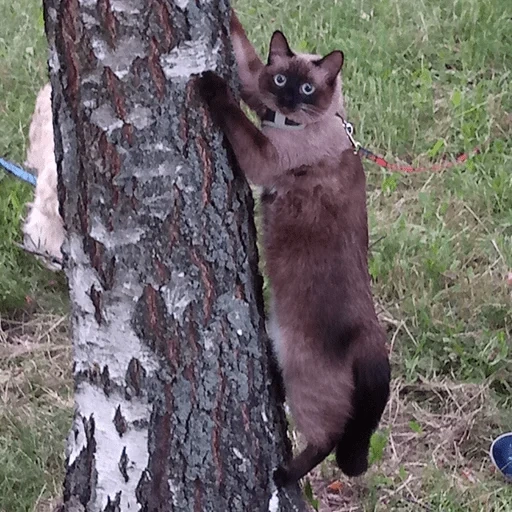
[43,0,305,510]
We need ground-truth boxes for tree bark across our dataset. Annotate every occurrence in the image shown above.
[43,0,305,511]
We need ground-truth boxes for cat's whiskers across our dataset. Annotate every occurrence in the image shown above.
[300,104,322,116]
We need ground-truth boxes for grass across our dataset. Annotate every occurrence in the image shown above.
[0,0,65,311]
[0,0,511,510]
[0,314,72,512]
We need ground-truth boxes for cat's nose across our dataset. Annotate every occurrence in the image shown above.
[279,94,297,109]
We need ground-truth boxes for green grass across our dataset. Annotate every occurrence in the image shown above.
[0,0,511,510]
[236,0,511,508]
[0,3,71,510]
[0,0,61,311]
[236,0,512,397]
[0,409,70,512]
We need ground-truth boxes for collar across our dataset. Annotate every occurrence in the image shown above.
[259,110,361,152]
[261,109,305,131]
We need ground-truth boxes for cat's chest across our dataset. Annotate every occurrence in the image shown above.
[260,175,313,220]
[263,123,349,170]
[260,174,341,239]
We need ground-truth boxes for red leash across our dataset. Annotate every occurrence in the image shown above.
[358,144,482,173]
[339,115,482,173]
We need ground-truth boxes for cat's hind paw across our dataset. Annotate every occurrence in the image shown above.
[273,465,291,488]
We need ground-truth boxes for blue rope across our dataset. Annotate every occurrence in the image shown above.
[0,157,37,187]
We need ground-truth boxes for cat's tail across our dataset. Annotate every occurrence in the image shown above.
[335,350,390,477]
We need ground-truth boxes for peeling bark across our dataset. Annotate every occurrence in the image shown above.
[43,0,305,510]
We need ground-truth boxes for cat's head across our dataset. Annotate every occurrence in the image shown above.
[258,31,344,125]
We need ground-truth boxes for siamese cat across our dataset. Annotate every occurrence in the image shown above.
[200,12,390,487]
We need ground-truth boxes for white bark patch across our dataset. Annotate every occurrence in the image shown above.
[111,0,142,14]
[160,39,221,79]
[67,415,87,465]
[140,142,174,153]
[203,335,214,352]
[74,383,151,511]
[132,162,178,180]
[91,36,147,79]
[70,266,103,314]
[175,0,189,10]
[126,106,153,130]
[47,6,57,23]
[90,219,144,249]
[48,47,60,73]
[67,233,157,509]
[90,104,123,134]
[114,161,181,185]
[143,192,175,220]
[161,270,197,321]
[81,13,98,28]
[233,447,249,473]
[224,297,251,334]
[259,408,275,440]
[78,0,97,7]
[68,235,158,381]
[268,489,280,512]
[74,302,158,380]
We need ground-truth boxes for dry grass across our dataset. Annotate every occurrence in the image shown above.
[1,311,508,511]
[0,312,72,512]
[0,312,71,410]
[271,305,512,510]
[308,377,507,511]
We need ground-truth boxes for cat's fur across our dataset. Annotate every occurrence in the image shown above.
[23,83,64,270]
[200,11,390,487]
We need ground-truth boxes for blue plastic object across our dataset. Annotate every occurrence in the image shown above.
[0,157,37,186]
[490,433,512,480]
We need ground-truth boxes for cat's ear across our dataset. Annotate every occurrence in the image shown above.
[315,50,344,84]
[268,31,294,64]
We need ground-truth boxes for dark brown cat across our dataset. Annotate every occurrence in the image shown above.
[200,12,390,487]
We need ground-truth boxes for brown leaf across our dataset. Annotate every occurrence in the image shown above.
[327,480,344,493]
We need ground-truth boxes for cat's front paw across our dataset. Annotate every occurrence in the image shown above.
[198,71,230,106]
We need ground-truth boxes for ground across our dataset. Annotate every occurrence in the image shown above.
[0,0,510,510]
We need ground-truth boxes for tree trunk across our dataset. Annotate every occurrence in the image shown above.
[43,0,305,510]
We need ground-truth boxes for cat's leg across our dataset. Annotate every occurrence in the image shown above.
[336,351,390,476]
[334,420,373,477]
[229,10,266,115]
[230,10,262,72]
[273,443,334,487]
[199,71,280,187]
[266,306,286,403]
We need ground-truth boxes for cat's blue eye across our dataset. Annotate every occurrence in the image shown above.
[274,74,287,87]
[301,83,315,95]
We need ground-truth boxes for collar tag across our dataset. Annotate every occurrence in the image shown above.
[261,109,305,131]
